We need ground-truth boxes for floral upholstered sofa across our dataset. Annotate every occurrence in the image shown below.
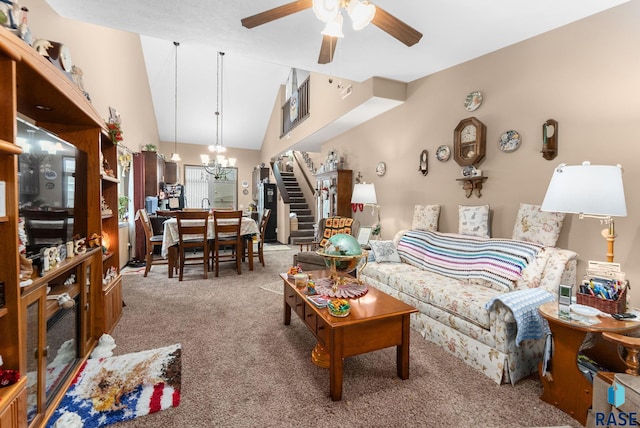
[360,203,577,385]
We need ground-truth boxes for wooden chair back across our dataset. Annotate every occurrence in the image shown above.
[211,210,243,277]
[23,209,69,251]
[175,210,210,280]
[259,209,271,244]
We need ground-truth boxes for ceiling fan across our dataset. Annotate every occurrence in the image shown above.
[241,0,423,64]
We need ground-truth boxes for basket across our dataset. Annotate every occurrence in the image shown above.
[576,285,627,314]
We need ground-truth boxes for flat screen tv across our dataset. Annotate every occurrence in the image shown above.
[16,117,79,254]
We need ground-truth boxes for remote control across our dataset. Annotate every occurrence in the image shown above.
[612,313,637,320]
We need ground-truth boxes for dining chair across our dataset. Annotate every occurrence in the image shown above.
[22,209,69,253]
[211,210,243,277]
[175,210,210,281]
[244,208,271,267]
[135,209,168,277]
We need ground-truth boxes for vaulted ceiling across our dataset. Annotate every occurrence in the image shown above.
[46,0,630,151]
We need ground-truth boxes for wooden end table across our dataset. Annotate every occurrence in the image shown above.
[281,270,418,401]
[538,301,640,425]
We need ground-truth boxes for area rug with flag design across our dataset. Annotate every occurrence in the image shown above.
[46,343,181,428]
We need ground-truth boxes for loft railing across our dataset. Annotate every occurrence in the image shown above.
[281,76,310,137]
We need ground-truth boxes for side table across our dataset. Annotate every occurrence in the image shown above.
[538,302,640,425]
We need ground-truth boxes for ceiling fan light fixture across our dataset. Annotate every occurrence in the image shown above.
[347,0,376,30]
[313,0,340,22]
[321,12,344,38]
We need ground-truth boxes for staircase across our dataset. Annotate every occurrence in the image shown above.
[280,171,315,245]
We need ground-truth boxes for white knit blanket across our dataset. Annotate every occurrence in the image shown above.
[485,288,554,346]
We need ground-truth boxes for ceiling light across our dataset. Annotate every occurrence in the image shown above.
[347,0,376,30]
[202,52,235,180]
[313,0,340,22]
[321,12,344,38]
[170,41,181,163]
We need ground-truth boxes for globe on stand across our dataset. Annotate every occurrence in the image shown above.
[316,233,368,289]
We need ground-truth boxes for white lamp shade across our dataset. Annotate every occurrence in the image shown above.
[228,157,237,167]
[200,154,210,164]
[170,152,181,162]
[321,13,344,38]
[540,163,627,217]
[347,0,376,30]
[313,0,340,22]
[351,183,377,205]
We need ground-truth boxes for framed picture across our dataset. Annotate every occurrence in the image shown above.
[357,226,372,246]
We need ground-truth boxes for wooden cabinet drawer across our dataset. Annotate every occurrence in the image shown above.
[294,295,305,320]
[285,286,296,308]
[303,305,317,332]
[316,317,328,345]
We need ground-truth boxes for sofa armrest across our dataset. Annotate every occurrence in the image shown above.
[491,301,516,323]
[539,248,578,294]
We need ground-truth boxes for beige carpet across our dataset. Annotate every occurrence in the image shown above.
[110,248,580,428]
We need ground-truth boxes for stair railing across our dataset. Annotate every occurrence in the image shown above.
[270,161,291,204]
[293,151,316,197]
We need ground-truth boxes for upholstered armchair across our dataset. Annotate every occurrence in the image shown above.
[293,217,360,271]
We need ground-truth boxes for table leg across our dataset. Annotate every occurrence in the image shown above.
[248,237,254,271]
[539,322,591,425]
[329,329,343,401]
[397,313,411,379]
[283,280,292,326]
[168,246,177,278]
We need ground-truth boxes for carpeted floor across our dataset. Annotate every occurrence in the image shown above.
[110,248,580,428]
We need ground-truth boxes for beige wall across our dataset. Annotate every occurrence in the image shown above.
[264,1,640,307]
[25,0,160,153]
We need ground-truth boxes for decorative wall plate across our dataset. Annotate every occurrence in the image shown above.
[44,170,57,180]
[498,130,521,153]
[376,161,386,176]
[435,145,451,162]
[241,180,249,188]
[461,165,477,177]
[464,91,483,112]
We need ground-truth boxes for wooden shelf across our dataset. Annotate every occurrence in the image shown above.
[45,282,80,320]
[0,138,22,155]
[0,306,8,319]
[102,252,115,263]
[456,176,488,198]
[102,212,114,219]
[0,215,8,223]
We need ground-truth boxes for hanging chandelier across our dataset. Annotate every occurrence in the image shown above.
[170,41,181,162]
[202,51,235,179]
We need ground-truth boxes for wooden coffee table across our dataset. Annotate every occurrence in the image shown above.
[280,270,418,401]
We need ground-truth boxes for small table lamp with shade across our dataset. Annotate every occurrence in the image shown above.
[351,182,380,239]
[540,161,627,262]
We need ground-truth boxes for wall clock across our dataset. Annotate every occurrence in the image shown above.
[453,117,486,167]
[376,162,386,176]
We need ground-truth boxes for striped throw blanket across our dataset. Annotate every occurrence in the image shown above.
[485,288,554,346]
[397,230,542,291]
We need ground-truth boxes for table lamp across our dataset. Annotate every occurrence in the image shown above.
[351,183,381,236]
[540,161,627,262]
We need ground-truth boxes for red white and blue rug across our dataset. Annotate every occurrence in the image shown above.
[47,343,181,428]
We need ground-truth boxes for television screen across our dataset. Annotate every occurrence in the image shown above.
[16,118,79,252]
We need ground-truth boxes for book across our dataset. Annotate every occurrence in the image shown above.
[307,295,330,308]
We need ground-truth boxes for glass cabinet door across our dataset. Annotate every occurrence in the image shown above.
[24,289,45,426]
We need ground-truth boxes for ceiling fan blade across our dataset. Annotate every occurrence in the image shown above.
[318,35,338,64]
[371,6,423,47]
[241,0,313,29]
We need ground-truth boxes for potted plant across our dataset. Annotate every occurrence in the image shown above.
[118,195,130,221]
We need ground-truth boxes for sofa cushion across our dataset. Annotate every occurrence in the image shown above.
[369,240,401,263]
[412,205,440,231]
[398,230,542,292]
[512,203,565,247]
[458,204,490,238]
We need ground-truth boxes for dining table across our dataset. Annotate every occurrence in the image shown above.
[161,216,260,277]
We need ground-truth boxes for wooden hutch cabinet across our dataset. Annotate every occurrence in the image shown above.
[0,28,122,427]
[315,169,353,219]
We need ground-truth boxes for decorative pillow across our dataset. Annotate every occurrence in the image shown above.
[319,217,354,247]
[412,205,440,231]
[512,203,565,247]
[458,205,490,238]
[369,240,401,263]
